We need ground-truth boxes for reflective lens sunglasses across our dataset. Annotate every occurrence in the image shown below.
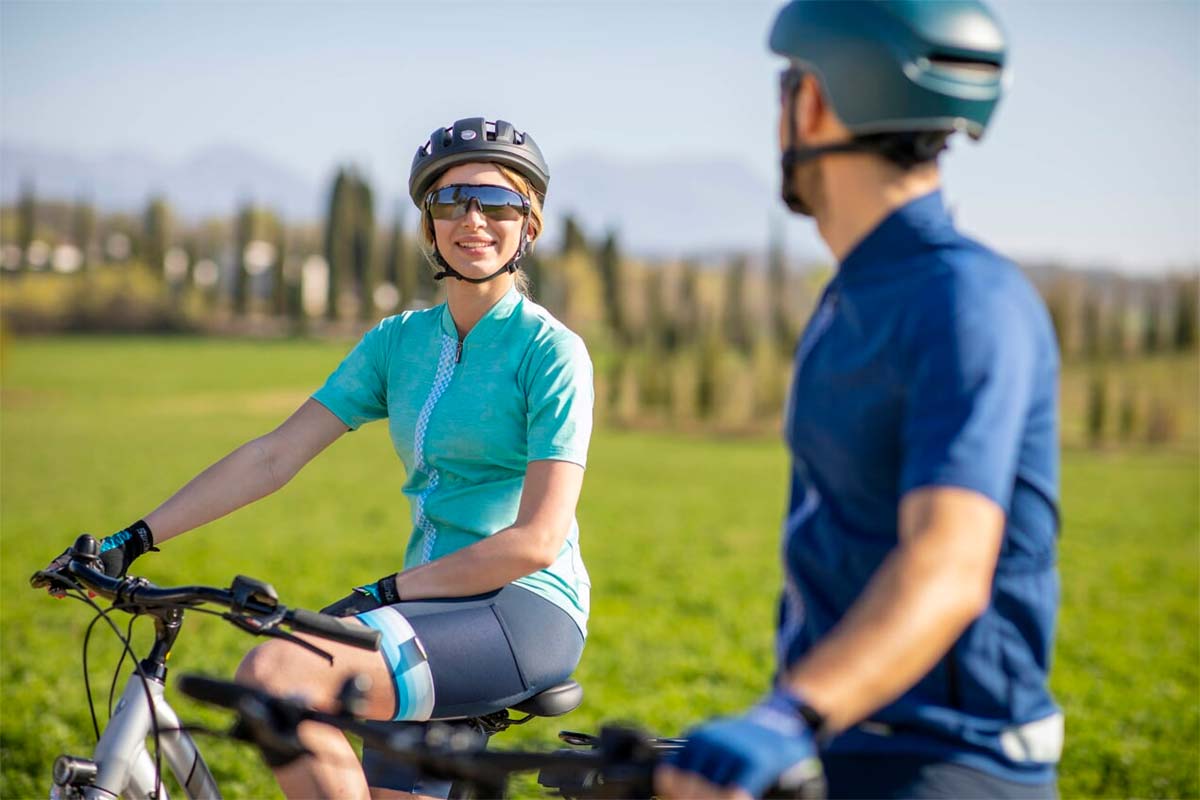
[425,184,530,222]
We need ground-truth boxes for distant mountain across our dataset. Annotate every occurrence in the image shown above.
[0,141,321,221]
[0,141,827,260]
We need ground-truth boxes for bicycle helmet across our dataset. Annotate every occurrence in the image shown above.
[409,117,549,207]
[769,0,1007,210]
[409,117,549,284]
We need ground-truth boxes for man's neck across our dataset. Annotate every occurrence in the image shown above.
[815,160,941,263]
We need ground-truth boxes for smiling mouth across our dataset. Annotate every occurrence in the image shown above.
[456,241,496,253]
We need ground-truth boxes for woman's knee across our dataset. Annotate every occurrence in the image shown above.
[236,640,302,692]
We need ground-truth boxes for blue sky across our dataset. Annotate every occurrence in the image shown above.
[1,0,1197,273]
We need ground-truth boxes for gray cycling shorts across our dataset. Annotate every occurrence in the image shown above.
[358,584,584,796]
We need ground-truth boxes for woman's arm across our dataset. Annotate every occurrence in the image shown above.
[144,399,349,543]
[392,459,584,599]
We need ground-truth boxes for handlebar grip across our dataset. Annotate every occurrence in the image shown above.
[288,608,381,651]
[177,674,257,711]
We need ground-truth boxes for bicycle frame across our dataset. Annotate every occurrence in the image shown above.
[72,673,219,800]
[54,605,220,800]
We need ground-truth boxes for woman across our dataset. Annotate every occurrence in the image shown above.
[48,117,593,800]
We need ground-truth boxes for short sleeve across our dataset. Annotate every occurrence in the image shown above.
[524,332,594,468]
[900,298,1037,509]
[311,320,392,430]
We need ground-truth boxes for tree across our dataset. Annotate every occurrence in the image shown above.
[724,254,752,352]
[767,216,792,349]
[1141,287,1162,355]
[1081,291,1104,360]
[143,196,171,281]
[561,215,588,256]
[272,216,288,317]
[73,199,96,271]
[353,177,376,320]
[324,169,352,320]
[17,178,35,270]
[232,202,255,315]
[597,229,628,344]
[1172,277,1198,351]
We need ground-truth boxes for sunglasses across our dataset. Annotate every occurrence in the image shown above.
[425,184,530,222]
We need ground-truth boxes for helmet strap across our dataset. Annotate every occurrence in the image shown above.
[431,211,531,284]
[780,77,948,215]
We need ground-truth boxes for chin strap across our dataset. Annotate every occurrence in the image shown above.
[779,71,948,215]
[432,213,532,284]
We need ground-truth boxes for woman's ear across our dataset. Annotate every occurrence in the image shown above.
[526,222,538,244]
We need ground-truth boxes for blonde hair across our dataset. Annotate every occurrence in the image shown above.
[419,163,544,295]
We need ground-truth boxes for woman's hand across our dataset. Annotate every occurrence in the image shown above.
[319,588,384,617]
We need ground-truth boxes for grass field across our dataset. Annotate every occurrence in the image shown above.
[2,336,1197,799]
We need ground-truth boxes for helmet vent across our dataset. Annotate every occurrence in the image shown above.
[926,53,1001,80]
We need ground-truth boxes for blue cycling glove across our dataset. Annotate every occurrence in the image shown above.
[667,688,822,798]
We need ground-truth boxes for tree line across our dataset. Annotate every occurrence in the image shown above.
[2,173,1196,445]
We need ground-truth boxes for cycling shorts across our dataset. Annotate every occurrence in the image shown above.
[356,584,584,796]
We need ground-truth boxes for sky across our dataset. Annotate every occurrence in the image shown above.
[1,0,1197,274]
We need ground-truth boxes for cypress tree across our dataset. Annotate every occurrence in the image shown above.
[73,199,96,271]
[1141,287,1161,355]
[597,229,627,344]
[386,207,414,308]
[17,178,35,270]
[1172,277,1198,351]
[676,261,702,347]
[561,215,588,256]
[1085,373,1107,448]
[353,175,376,320]
[1081,292,1104,360]
[143,196,171,281]
[232,202,255,315]
[272,216,288,316]
[767,217,791,349]
[324,169,352,320]
[724,254,752,353]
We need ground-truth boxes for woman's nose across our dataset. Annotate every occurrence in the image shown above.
[460,199,488,228]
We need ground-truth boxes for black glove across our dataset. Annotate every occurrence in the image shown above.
[319,573,401,617]
[44,521,156,583]
[95,520,157,578]
[319,587,384,617]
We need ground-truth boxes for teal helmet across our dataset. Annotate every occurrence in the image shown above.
[769,0,1007,141]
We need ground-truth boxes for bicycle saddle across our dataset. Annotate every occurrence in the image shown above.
[509,680,583,718]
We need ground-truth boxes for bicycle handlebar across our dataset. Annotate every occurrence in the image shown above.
[31,535,380,652]
[177,674,826,800]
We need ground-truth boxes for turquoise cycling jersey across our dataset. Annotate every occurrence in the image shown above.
[312,285,593,635]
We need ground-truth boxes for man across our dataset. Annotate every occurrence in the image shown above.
[657,2,1062,799]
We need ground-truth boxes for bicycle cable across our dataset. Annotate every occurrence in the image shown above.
[107,616,137,721]
[59,580,165,800]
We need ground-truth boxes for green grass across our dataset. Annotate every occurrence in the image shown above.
[2,337,1197,799]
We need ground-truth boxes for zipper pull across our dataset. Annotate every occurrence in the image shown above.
[456,339,463,363]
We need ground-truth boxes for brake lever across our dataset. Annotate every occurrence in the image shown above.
[30,568,76,592]
[225,609,335,665]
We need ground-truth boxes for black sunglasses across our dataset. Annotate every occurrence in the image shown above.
[425,184,530,222]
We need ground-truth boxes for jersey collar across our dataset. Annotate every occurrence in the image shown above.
[439,284,523,340]
[837,190,957,282]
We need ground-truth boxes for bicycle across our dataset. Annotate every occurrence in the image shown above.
[177,674,827,799]
[30,534,588,800]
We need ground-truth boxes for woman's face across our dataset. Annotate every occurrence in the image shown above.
[431,162,529,280]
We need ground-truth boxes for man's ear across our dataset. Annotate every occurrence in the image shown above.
[797,73,827,141]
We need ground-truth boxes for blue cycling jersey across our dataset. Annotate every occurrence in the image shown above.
[778,191,1062,783]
